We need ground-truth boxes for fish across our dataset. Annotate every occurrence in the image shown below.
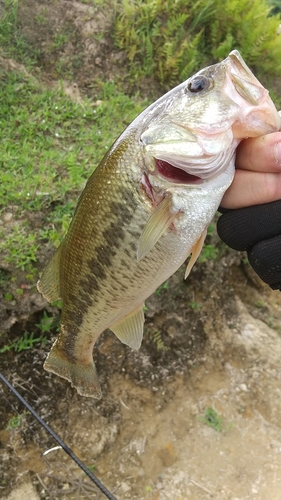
[37,50,280,398]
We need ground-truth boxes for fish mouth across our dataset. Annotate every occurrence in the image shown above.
[155,158,202,185]
[153,144,236,184]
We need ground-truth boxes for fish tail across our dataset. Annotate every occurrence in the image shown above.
[44,341,102,399]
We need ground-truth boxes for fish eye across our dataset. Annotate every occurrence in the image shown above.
[186,75,212,93]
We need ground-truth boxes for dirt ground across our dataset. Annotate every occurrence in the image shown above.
[1,2,281,500]
[2,261,281,500]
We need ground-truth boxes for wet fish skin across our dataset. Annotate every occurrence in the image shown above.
[37,51,280,398]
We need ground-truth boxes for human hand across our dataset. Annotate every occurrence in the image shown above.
[217,130,281,290]
[221,131,281,209]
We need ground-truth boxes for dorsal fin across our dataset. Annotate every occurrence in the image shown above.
[37,245,62,302]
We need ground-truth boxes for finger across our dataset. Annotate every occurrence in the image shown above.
[217,200,281,250]
[221,169,281,209]
[248,235,281,290]
[235,132,281,172]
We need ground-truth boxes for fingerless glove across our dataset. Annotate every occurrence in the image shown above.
[217,199,281,290]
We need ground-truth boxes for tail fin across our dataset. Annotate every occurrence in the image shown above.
[44,341,102,399]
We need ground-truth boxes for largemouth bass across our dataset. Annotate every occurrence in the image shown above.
[37,51,280,398]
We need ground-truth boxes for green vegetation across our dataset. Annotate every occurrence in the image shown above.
[0,74,144,211]
[0,330,44,353]
[0,0,40,66]
[149,329,169,351]
[5,225,39,270]
[36,311,57,334]
[114,0,281,101]
[5,412,29,430]
[86,464,96,473]
[199,224,220,264]
[198,407,223,432]
[189,300,202,311]
[268,0,281,15]
[155,280,169,296]
[0,72,146,273]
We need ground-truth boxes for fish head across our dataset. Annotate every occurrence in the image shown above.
[140,50,280,186]
[222,50,280,138]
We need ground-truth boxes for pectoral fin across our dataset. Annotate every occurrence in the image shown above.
[110,304,145,350]
[37,245,62,302]
[185,229,207,279]
[137,195,179,261]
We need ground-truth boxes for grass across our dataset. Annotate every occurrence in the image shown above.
[148,329,169,351]
[0,0,41,67]
[155,280,169,296]
[0,331,44,353]
[0,72,146,272]
[198,224,220,263]
[198,407,223,432]
[5,412,29,430]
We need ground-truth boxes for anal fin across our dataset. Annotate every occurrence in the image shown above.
[110,304,145,350]
[137,194,179,261]
[185,228,207,279]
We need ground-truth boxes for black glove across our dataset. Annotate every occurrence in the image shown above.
[217,199,281,290]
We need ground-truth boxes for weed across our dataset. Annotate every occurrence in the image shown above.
[93,31,107,42]
[4,293,13,302]
[51,299,63,309]
[114,0,281,97]
[35,8,48,26]
[199,244,219,263]
[0,0,41,66]
[6,412,29,430]
[189,300,201,311]
[255,300,267,309]
[199,224,219,264]
[4,224,39,270]
[197,407,223,432]
[36,311,56,334]
[149,329,169,351]
[0,269,11,287]
[86,464,96,473]
[52,33,69,50]
[155,280,169,296]
[0,331,43,353]
[268,0,281,15]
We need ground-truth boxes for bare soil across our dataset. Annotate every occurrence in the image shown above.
[1,2,281,500]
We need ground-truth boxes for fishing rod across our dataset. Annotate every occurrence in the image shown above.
[0,372,118,500]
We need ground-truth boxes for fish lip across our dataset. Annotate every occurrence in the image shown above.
[154,158,203,185]
[223,54,281,134]
[152,143,237,183]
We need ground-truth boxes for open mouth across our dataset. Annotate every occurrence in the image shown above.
[155,158,202,185]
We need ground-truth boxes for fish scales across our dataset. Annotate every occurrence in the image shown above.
[59,140,219,359]
[58,140,145,329]
[38,51,280,397]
